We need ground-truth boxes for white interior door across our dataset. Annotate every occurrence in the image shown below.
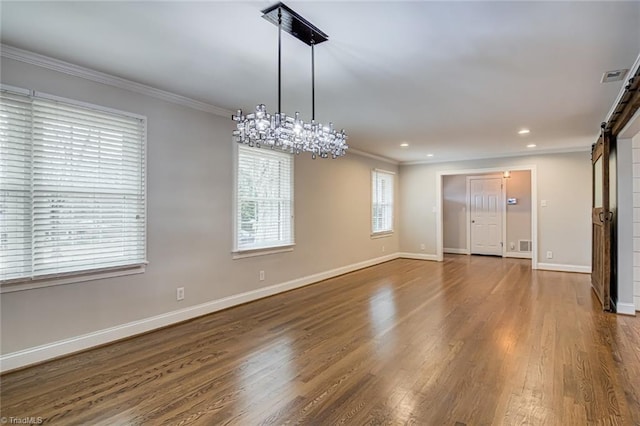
[470,177,503,256]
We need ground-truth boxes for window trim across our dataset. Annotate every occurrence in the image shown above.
[0,264,147,294]
[0,84,30,97]
[0,85,148,289]
[34,90,147,121]
[232,245,294,260]
[232,142,295,257]
[371,168,395,236]
[370,231,394,239]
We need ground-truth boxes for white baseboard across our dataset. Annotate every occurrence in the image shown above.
[616,302,637,316]
[398,252,439,261]
[0,253,399,373]
[635,296,640,311]
[444,248,469,255]
[536,263,591,274]
[505,251,532,259]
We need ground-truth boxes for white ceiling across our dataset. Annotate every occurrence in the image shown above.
[1,1,639,163]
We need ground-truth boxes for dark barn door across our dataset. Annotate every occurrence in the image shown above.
[591,132,611,311]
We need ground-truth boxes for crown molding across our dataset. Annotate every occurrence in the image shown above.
[0,43,594,168]
[347,147,399,165]
[400,145,591,166]
[0,44,404,165]
[348,144,590,167]
[0,44,233,117]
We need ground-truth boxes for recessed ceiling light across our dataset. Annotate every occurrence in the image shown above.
[426,153,434,157]
[400,143,409,147]
[518,129,530,135]
[526,144,536,148]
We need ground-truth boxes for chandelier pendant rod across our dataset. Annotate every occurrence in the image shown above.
[311,35,315,121]
[277,6,282,114]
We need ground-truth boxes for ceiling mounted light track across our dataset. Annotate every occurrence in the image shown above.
[232,2,348,159]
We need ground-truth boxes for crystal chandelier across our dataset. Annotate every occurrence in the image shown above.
[232,3,348,159]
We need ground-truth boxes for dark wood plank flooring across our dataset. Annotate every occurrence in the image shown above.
[1,256,639,425]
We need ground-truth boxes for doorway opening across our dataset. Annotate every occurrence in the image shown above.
[437,166,538,268]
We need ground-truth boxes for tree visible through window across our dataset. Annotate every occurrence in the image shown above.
[235,145,293,251]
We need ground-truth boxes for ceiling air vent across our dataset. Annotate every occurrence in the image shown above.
[601,69,628,83]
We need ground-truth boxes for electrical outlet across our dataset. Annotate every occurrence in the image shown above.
[176,287,185,301]
[541,200,548,207]
[420,243,425,251]
[259,270,265,281]
[546,251,553,259]
[510,242,515,250]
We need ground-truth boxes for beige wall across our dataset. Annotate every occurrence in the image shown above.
[399,151,591,267]
[443,175,467,250]
[0,58,399,355]
[506,170,532,252]
[632,131,640,310]
[616,134,635,313]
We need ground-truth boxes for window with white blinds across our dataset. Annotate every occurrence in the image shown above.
[372,169,394,234]
[0,89,146,283]
[235,144,293,251]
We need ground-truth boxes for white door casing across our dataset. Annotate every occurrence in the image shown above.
[469,177,503,255]
[436,165,537,268]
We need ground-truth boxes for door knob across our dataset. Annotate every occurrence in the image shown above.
[599,211,605,222]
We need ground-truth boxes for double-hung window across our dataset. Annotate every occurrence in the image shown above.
[371,169,394,235]
[0,88,146,284]
[234,144,293,253]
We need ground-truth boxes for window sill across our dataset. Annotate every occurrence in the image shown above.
[371,231,394,239]
[232,245,295,259]
[0,264,147,294]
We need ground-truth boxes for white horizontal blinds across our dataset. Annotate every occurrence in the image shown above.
[0,91,33,281]
[372,170,394,233]
[29,97,146,277]
[237,145,293,250]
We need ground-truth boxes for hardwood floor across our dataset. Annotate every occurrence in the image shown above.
[1,256,639,425]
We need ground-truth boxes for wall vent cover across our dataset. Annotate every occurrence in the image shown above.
[601,69,629,83]
[518,240,532,252]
